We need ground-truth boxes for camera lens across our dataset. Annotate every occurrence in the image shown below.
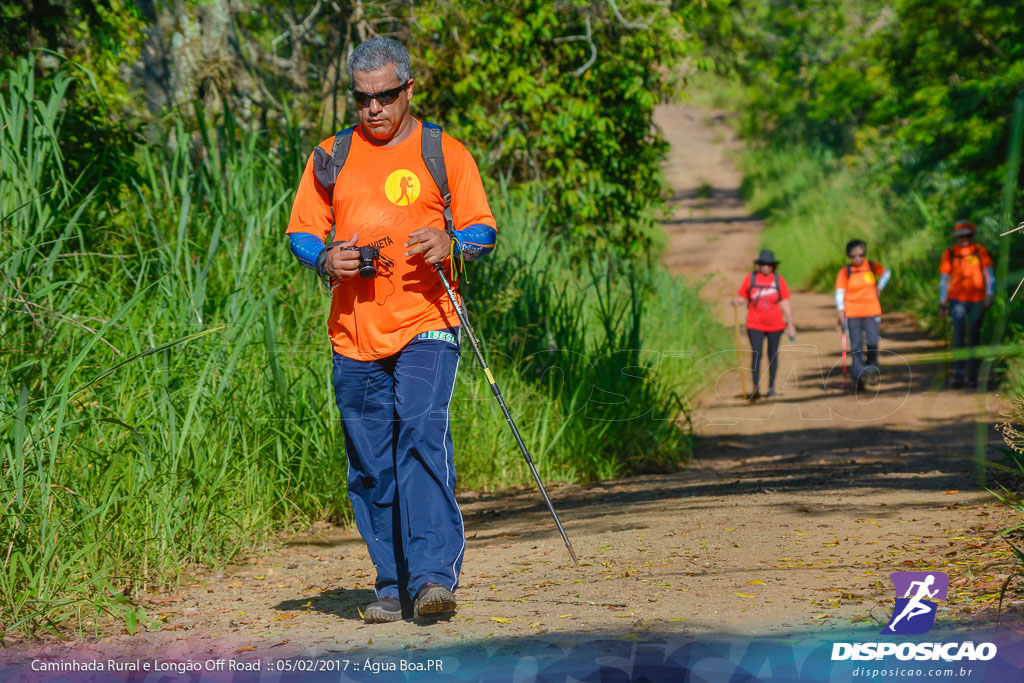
[358,246,377,279]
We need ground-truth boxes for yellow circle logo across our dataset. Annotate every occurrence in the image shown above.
[863,271,876,285]
[384,169,421,206]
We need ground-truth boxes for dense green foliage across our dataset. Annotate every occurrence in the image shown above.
[410,1,704,249]
[5,0,714,253]
[0,37,722,637]
[715,0,1024,214]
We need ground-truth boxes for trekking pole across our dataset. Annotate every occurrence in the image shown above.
[433,264,580,567]
[841,321,850,392]
[732,305,750,399]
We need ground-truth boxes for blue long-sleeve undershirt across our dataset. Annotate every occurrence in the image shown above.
[289,232,325,272]
[288,224,496,273]
[452,224,496,260]
[877,268,891,293]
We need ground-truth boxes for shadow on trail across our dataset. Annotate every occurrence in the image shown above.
[275,588,376,623]
[666,214,761,226]
[454,419,1003,552]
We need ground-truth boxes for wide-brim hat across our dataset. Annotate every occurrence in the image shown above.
[952,220,977,237]
[754,249,779,265]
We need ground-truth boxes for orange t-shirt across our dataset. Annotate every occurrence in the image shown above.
[287,121,496,360]
[835,261,886,318]
[939,243,992,302]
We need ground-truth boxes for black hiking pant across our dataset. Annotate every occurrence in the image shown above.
[949,299,985,383]
[748,329,782,391]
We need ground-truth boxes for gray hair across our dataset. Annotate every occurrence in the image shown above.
[348,38,412,84]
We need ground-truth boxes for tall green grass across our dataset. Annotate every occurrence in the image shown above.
[1,58,349,637]
[457,198,725,485]
[0,58,724,637]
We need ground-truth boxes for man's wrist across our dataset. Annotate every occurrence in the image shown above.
[314,247,330,277]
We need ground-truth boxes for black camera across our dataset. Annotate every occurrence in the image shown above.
[353,246,380,279]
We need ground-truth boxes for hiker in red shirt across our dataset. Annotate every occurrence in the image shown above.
[939,220,994,388]
[732,250,796,399]
[835,239,891,390]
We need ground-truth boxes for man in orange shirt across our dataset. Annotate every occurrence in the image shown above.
[836,239,891,390]
[939,220,994,388]
[286,38,496,623]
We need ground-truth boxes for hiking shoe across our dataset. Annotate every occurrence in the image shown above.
[949,376,965,389]
[363,597,403,623]
[413,583,456,620]
[766,387,777,398]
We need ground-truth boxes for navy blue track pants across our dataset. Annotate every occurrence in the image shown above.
[332,330,463,601]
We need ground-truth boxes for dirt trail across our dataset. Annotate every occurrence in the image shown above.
[4,107,1022,667]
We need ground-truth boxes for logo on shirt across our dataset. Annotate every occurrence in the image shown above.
[385,169,421,206]
[751,287,778,308]
[863,271,876,285]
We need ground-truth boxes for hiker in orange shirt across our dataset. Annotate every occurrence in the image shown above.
[835,239,891,389]
[939,220,994,389]
[286,38,496,624]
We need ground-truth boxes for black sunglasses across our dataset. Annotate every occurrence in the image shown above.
[351,81,409,107]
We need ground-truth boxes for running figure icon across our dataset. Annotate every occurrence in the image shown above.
[883,571,948,635]
[887,575,938,631]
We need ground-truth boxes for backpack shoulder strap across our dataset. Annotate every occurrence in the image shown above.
[331,127,355,177]
[774,273,780,292]
[312,127,355,194]
[747,271,757,302]
[311,126,355,243]
[420,121,454,233]
[846,264,852,278]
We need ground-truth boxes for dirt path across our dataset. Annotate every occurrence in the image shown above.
[4,107,1022,670]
